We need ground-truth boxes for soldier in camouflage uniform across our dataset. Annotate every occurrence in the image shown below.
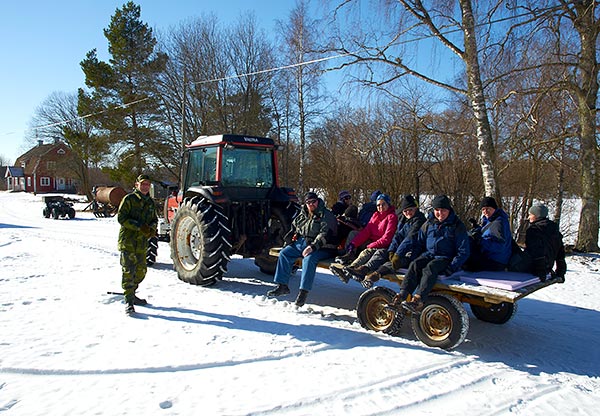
[117,174,158,315]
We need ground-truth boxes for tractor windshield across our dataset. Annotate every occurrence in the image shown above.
[221,147,274,188]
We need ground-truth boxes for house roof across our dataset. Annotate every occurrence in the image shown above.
[14,142,72,175]
[5,166,24,177]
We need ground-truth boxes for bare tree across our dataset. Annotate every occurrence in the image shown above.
[29,92,109,199]
[278,0,324,194]
[327,0,507,201]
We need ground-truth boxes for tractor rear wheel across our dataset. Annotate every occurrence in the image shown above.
[170,197,231,286]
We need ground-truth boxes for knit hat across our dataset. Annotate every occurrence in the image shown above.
[338,190,351,201]
[304,191,318,202]
[479,196,498,209]
[431,195,452,210]
[136,174,151,183]
[376,193,392,206]
[370,190,382,202]
[400,194,417,211]
[529,203,548,219]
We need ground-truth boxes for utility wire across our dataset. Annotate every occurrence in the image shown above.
[6,4,563,135]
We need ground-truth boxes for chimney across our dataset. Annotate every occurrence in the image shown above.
[38,140,43,146]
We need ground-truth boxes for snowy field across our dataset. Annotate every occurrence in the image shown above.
[0,191,599,415]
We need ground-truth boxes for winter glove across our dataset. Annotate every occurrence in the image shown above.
[469,227,482,243]
[391,254,403,270]
[140,224,156,239]
[388,251,395,262]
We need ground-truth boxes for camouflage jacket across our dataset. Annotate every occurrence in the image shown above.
[288,199,338,251]
[117,189,158,253]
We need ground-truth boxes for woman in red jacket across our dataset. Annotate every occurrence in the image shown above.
[331,193,398,283]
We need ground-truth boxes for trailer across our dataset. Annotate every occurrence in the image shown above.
[270,247,561,350]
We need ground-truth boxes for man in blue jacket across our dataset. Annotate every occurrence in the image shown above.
[464,196,512,271]
[388,195,470,314]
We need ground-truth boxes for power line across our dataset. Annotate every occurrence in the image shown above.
[5,3,564,136]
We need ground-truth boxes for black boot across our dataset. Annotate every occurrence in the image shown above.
[334,250,357,266]
[329,264,350,283]
[125,301,135,315]
[133,295,147,306]
[267,284,290,297]
[295,289,309,307]
[347,265,369,282]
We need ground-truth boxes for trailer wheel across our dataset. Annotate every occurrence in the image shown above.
[170,197,231,286]
[146,236,158,266]
[411,292,468,350]
[68,208,76,219]
[43,208,50,218]
[470,302,517,324]
[357,286,404,336]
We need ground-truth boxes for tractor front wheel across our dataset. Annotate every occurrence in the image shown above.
[170,197,231,286]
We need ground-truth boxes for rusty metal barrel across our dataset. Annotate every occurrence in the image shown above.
[95,186,127,207]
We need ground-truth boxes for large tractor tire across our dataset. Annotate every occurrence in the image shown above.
[410,292,469,350]
[254,204,299,275]
[170,197,232,286]
[356,286,404,336]
[470,301,517,324]
[146,236,158,266]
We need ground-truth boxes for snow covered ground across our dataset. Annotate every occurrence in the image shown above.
[0,191,599,415]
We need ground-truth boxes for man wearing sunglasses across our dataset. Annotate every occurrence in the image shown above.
[267,192,338,307]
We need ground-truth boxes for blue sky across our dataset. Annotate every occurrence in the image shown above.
[0,0,296,164]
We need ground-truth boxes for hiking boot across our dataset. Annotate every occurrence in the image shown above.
[361,271,381,289]
[133,295,147,306]
[267,284,290,297]
[295,289,309,307]
[347,265,369,282]
[334,251,357,266]
[329,264,350,283]
[401,295,424,315]
[125,302,135,315]
[384,293,405,312]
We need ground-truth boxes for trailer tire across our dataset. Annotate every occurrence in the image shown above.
[470,302,517,324]
[146,236,158,266]
[170,197,231,286]
[357,286,404,336]
[411,292,468,350]
[68,208,76,219]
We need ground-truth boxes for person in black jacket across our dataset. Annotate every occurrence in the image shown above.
[525,203,566,282]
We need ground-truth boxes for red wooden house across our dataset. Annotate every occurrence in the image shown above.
[5,140,78,193]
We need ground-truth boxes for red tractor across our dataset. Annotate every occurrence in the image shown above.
[163,134,300,286]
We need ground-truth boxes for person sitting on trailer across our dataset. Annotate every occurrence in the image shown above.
[267,192,339,307]
[357,194,427,289]
[330,193,398,282]
[524,203,567,283]
[463,196,512,272]
[387,195,470,314]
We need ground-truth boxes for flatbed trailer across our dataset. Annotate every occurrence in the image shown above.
[269,247,562,350]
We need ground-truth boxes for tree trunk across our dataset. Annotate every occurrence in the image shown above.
[573,0,599,252]
[459,0,501,203]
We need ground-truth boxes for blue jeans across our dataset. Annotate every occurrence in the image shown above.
[274,238,333,291]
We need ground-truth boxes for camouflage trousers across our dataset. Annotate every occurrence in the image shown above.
[120,251,147,303]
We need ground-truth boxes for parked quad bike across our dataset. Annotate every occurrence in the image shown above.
[167,134,299,286]
[42,196,76,220]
